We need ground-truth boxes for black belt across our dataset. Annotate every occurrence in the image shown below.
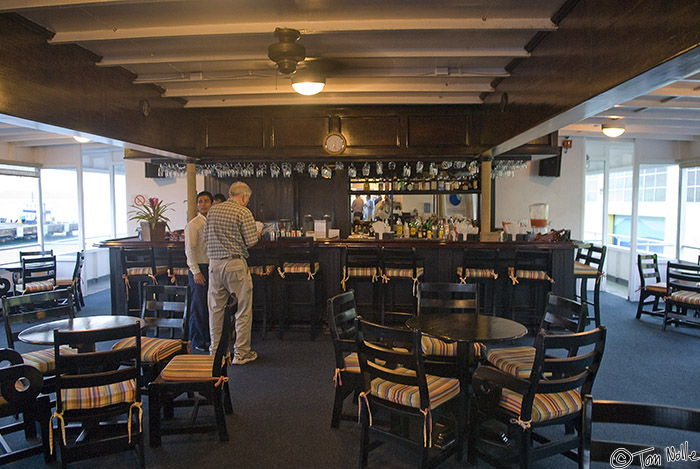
[217,255,242,260]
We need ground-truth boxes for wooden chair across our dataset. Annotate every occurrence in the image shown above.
[456,248,499,316]
[663,261,700,331]
[167,246,189,286]
[0,348,52,464]
[635,253,666,319]
[574,244,607,327]
[52,322,144,468]
[248,245,276,339]
[148,298,235,447]
[1,289,76,381]
[340,246,382,322]
[485,293,586,378]
[355,317,467,468]
[579,394,700,469]
[380,247,424,325]
[112,284,189,387]
[16,254,57,295]
[276,237,323,340]
[327,290,362,428]
[468,326,607,468]
[508,249,554,328]
[56,250,85,311]
[120,247,169,316]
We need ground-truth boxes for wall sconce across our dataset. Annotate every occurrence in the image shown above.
[601,122,625,138]
[291,70,325,96]
[73,136,91,143]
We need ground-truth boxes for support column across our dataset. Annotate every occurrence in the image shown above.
[480,159,492,241]
[187,163,196,222]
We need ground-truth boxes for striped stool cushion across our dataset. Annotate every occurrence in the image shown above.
[499,388,582,423]
[515,270,553,282]
[160,354,215,381]
[383,267,424,278]
[643,282,666,294]
[421,337,486,359]
[126,266,169,276]
[670,290,700,306]
[112,336,184,363]
[170,267,189,276]
[342,352,360,373]
[250,265,275,276]
[20,279,55,293]
[456,267,497,279]
[370,373,460,409]
[347,267,377,277]
[486,346,535,378]
[573,262,600,277]
[22,346,78,374]
[282,262,320,274]
[61,379,137,410]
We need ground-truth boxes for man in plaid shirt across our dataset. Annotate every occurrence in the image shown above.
[204,181,259,364]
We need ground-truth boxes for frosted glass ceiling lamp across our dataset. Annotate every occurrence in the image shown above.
[73,136,91,143]
[291,73,325,96]
[601,123,625,138]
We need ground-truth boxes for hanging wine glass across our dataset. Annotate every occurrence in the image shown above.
[348,164,357,178]
[281,162,292,178]
[334,161,344,170]
[295,162,306,173]
[376,161,383,175]
[403,163,411,178]
[270,163,280,178]
[321,164,332,179]
[362,162,371,176]
[416,161,424,173]
[308,163,319,178]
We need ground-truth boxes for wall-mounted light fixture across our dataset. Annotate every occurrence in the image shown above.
[291,70,325,96]
[601,122,625,138]
[73,136,91,143]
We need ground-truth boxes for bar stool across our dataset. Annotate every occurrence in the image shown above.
[120,247,169,316]
[574,244,606,327]
[167,247,189,286]
[380,247,423,325]
[456,248,499,316]
[340,246,381,322]
[248,247,276,339]
[276,237,323,340]
[508,249,554,328]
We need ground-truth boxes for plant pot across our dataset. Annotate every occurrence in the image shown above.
[140,221,166,242]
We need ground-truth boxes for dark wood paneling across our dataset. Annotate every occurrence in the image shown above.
[205,117,263,149]
[407,115,469,147]
[272,116,329,148]
[341,116,400,147]
[297,170,349,236]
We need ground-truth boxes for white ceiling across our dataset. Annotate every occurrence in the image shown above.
[0,0,699,147]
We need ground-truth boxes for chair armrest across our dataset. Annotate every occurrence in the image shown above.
[0,363,44,407]
[0,348,24,366]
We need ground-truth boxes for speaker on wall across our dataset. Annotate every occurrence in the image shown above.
[538,147,562,177]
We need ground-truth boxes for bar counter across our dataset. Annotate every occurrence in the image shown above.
[100,236,575,319]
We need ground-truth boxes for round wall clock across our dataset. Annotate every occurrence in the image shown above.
[323,132,346,155]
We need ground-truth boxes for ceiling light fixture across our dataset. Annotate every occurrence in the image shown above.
[291,72,325,96]
[601,122,625,138]
[73,136,91,143]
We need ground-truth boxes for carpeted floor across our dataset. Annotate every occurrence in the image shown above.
[2,289,700,468]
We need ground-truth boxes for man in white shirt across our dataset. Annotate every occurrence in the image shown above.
[185,191,213,351]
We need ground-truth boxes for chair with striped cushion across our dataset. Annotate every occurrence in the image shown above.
[635,253,666,320]
[663,261,700,331]
[56,250,85,311]
[508,249,554,328]
[486,293,586,378]
[52,322,144,468]
[16,254,57,295]
[327,290,362,428]
[574,244,607,327]
[167,247,189,286]
[468,326,607,468]
[380,247,424,325]
[355,317,467,468]
[276,237,323,339]
[112,284,189,387]
[12,250,53,295]
[148,297,236,447]
[120,247,169,316]
[1,289,76,386]
[340,246,382,322]
[456,248,499,316]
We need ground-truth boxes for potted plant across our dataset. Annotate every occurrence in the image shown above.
[129,197,174,241]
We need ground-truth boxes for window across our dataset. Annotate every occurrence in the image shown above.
[639,167,666,202]
[680,166,700,262]
[636,164,678,259]
[609,170,632,202]
[82,170,113,245]
[0,168,40,264]
[686,167,700,203]
[40,168,80,256]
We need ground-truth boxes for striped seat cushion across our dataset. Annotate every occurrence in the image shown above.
[160,354,215,381]
[670,290,700,306]
[370,373,460,409]
[282,262,320,274]
[342,352,360,373]
[22,346,78,374]
[456,267,497,279]
[61,379,137,410]
[383,267,424,278]
[499,388,582,423]
[170,267,189,276]
[126,266,169,276]
[486,346,535,378]
[20,279,55,293]
[421,337,485,359]
[643,282,666,294]
[112,336,184,363]
[515,270,553,282]
[347,267,377,277]
[573,262,600,277]
[250,265,275,276]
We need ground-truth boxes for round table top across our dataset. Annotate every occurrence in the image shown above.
[406,313,527,344]
[18,315,144,345]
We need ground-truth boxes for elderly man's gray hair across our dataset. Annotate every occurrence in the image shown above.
[229,181,252,198]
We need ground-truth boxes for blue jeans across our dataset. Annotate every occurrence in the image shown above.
[188,264,210,348]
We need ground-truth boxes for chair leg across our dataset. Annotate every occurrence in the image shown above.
[148,384,162,448]
[358,402,370,468]
[223,370,233,414]
[212,385,229,442]
[636,291,646,319]
[593,277,602,328]
[331,385,344,428]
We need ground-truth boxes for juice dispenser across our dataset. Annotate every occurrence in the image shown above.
[529,203,549,235]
